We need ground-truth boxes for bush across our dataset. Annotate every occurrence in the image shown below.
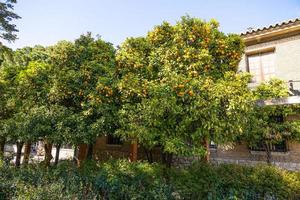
[93,160,173,199]
[170,163,300,200]
[0,160,174,200]
[1,160,300,199]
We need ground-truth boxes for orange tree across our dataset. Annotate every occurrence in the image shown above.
[0,34,117,166]
[0,47,41,163]
[48,33,117,162]
[0,46,61,166]
[0,59,11,159]
[116,16,252,166]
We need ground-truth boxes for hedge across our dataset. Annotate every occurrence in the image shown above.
[170,163,300,199]
[1,159,300,199]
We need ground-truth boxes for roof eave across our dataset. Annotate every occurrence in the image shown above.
[242,24,300,46]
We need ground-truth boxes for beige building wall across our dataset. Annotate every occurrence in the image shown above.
[211,33,300,171]
[238,34,300,88]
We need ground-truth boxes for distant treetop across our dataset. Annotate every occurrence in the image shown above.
[0,0,20,44]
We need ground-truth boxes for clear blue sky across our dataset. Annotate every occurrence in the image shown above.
[5,0,300,49]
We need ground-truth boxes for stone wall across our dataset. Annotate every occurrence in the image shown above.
[172,155,202,167]
[210,141,300,171]
[93,137,300,171]
[210,158,300,171]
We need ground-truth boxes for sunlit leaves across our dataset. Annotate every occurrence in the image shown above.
[47,33,117,144]
[116,16,248,157]
[0,33,117,146]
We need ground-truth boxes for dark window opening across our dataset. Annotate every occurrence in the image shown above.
[250,140,288,152]
[106,135,123,145]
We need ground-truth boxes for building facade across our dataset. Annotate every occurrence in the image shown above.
[210,18,300,171]
[240,18,300,90]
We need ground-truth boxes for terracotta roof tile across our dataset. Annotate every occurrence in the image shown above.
[241,18,300,36]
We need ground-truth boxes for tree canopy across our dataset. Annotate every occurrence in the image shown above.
[0,16,299,167]
[0,0,20,44]
[116,16,252,161]
[0,34,117,165]
[47,33,117,144]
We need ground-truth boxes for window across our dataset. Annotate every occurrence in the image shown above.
[250,140,288,152]
[247,51,275,83]
[209,140,217,149]
[106,135,123,145]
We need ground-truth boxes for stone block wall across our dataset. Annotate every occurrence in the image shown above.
[172,155,202,167]
[210,141,300,171]
[93,137,300,171]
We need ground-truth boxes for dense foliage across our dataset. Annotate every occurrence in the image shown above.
[47,33,117,145]
[0,34,117,165]
[0,16,299,170]
[116,16,253,163]
[245,79,300,162]
[171,162,300,200]
[0,14,300,200]
[1,160,300,200]
[0,160,173,200]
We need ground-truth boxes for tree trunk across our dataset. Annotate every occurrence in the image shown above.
[23,142,31,165]
[264,142,272,164]
[203,138,210,162]
[54,143,61,166]
[86,143,94,160]
[130,139,138,162]
[150,149,153,163]
[15,141,24,168]
[162,152,173,168]
[143,146,154,163]
[77,144,88,167]
[73,146,78,163]
[44,141,53,167]
[0,137,6,159]
[161,152,173,182]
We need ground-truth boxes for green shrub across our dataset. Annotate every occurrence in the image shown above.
[170,163,300,200]
[1,160,300,199]
[0,160,174,200]
[93,160,174,199]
